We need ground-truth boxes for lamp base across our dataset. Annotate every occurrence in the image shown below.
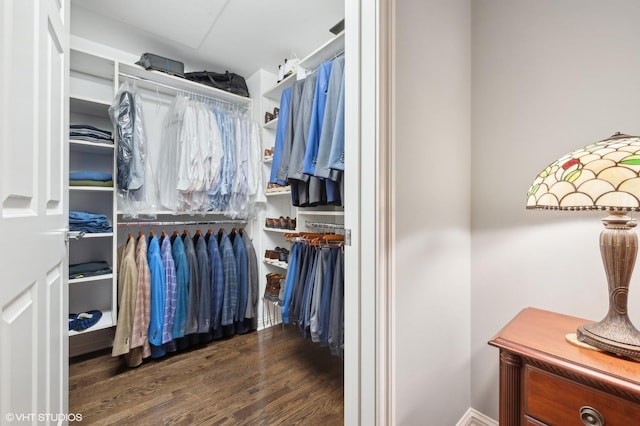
[577,318,640,359]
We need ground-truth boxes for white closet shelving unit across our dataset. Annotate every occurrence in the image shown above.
[68,47,255,356]
[68,49,118,349]
[259,30,346,324]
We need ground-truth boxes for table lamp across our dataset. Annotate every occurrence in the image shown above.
[527,132,640,359]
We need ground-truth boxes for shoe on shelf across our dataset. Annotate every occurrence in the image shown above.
[273,107,280,118]
[265,111,275,123]
[265,217,279,228]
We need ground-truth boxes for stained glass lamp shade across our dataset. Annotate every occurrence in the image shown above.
[527,132,640,358]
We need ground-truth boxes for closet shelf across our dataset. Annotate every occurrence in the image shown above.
[70,140,114,152]
[262,72,297,101]
[69,186,114,192]
[70,232,114,239]
[69,273,114,284]
[263,258,289,270]
[116,210,228,217]
[263,117,278,130]
[68,309,113,336]
[296,209,344,216]
[299,30,345,71]
[263,227,296,234]
[118,62,252,107]
[70,49,116,80]
[70,96,111,117]
[265,189,292,196]
[263,155,273,164]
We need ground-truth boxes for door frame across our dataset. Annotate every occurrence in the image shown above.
[344,0,395,424]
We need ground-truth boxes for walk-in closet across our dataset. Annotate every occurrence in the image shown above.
[65,0,349,423]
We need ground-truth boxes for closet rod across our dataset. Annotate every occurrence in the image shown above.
[119,72,251,112]
[305,220,345,231]
[118,219,247,228]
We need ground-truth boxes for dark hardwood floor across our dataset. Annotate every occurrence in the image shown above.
[69,325,344,425]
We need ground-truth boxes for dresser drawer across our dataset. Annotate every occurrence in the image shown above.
[525,365,640,425]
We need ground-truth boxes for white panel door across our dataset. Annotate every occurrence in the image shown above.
[0,0,69,424]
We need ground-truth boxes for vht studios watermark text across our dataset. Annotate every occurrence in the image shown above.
[5,412,83,422]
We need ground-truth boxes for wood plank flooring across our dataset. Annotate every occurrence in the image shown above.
[69,325,344,425]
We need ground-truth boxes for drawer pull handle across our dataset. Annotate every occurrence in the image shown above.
[580,406,605,426]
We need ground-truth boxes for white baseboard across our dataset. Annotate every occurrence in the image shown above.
[456,408,498,426]
[257,313,282,331]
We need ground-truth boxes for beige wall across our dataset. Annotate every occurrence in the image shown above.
[395,0,472,423]
[470,0,640,418]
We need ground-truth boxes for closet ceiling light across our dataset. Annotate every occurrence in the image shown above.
[527,131,640,359]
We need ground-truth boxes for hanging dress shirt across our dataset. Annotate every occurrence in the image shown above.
[170,234,189,340]
[270,87,292,185]
[315,56,345,180]
[160,236,177,345]
[182,232,199,335]
[206,231,224,335]
[113,236,138,358]
[276,80,304,184]
[230,229,249,334]
[302,60,334,177]
[218,229,238,327]
[147,235,166,358]
[194,233,212,334]
[240,229,259,325]
[131,234,151,359]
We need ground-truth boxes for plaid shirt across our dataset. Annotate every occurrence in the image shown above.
[171,235,189,339]
[131,235,151,358]
[219,230,238,326]
[207,233,224,330]
[161,237,178,344]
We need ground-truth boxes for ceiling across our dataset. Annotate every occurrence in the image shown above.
[70,0,345,78]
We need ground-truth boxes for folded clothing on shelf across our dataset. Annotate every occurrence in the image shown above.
[70,171,112,181]
[70,124,113,143]
[69,261,112,279]
[69,171,114,187]
[69,210,113,233]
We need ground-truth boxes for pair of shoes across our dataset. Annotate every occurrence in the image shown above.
[264,216,296,230]
[265,183,290,193]
[69,310,102,332]
[281,217,296,230]
[264,273,285,302]
[265,111,275,123]
[265,247,289,262]
[264,147,274,157]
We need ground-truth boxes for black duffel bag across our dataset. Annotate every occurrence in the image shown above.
[184,70,250,97]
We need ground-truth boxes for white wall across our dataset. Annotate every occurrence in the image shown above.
[471,0,640,419]
[395,1,471,424]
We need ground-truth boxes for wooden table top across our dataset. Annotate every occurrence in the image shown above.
[489,307,640,391]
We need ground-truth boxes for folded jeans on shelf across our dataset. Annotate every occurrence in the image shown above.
[70,171,113,181]
[69,261,112,279]
[69,210,113,233]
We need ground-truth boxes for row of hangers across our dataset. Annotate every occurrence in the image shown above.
[283,231,344,248]
[127,227,248,242]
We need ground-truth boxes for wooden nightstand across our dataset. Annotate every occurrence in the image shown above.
[489,308,640,425]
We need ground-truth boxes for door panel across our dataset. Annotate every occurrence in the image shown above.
[0,0,69,423]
